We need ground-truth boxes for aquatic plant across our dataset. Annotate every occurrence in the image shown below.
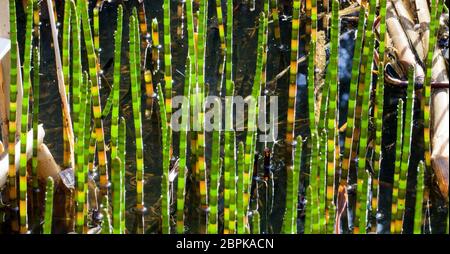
[8,0,19,233]
[78,0,109,200]
[43,177,54,234]
[129,14,145,223]
[390,97,403,233]
[371,0,387,227]
[158,82,170,234]
[414,161,425,234]
[62,0,71,167]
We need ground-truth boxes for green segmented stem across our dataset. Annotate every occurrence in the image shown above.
[62,0,71,168]
[163,0,173,121]
[413,161,425,234]
[130,15,145,216]
[71,0,86,233]
[208,129,221,234]
[79,0,109,198]
[223,0,235,234]
[354,3,375,233]
[71,0,82,145]
[197,0,209,233]
[307,38,316,133]
[285,0,301,145]
[283,136,302,234]
[251,210,261,234]
[43,177,54,234]
[343,1,375,190]
[341,5,365,186]
[391,99,404,234]
[423,0,444,198]
[151,18,160,74]
[111,4,123,162]
[18,0,34,233]
[118,118,126,233]
[32,46,40,224]
[309,132,320,233]
[216,0,226,90]
[112,156,122,234]
[158,83,171,234]
[237,142,246,234]
[371,0,387,225]
[176,58,191,234]
[323,0,340,233]
[62,0,71,100]
[270,0,280,41]
[244,13,267,226]
[93,2,100,55]
[304,185,313,234]
[394,68,415,234]
[101,196,112,234]
[111,5,123,234]
[75,65,88,234]
[8,0,19,232]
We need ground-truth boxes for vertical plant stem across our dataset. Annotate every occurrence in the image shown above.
[395,68,415,234]
[413,161,425,234]
[130,15,145,221]
[8,0,19,232]
[43,177,54,234]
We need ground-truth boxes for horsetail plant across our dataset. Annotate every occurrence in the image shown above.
[32,46,40,225]
[237,142,246,234]
[78,0,109,200]
[18,0,35,233]
[285,0,300,145]
[118,118,127,233]
[43,177,54,234]
[341,5,365,196]
[371,0,388,227]
[324,0,340,233]
[223,0,236,235]
[414,161,425,234]
[62,0,71,168]
[129,15,145,221]
[176,58,192,234]
[158,83,171,234]
[394,68,415,234]
[391,99,404,234]
[8,0,19,233]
